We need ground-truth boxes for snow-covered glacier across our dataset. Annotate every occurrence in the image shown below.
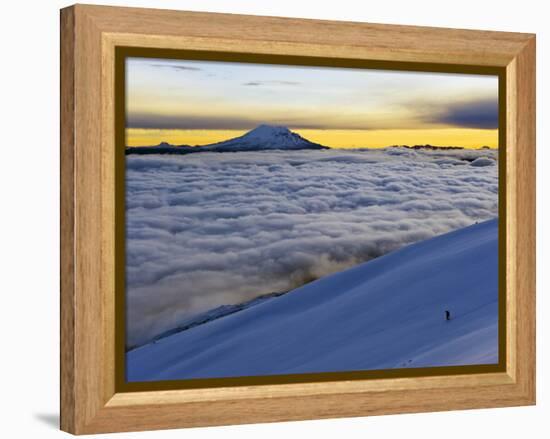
[127,218,498,381]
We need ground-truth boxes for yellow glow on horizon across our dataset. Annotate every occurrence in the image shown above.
[297,128,498,149]
[126,128,498,149]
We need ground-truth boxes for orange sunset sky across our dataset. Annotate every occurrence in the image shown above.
[126,58,499,149]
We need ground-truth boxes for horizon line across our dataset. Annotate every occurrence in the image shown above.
[125,124,499,150]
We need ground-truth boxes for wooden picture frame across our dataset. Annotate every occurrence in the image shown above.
[60,4,536,434]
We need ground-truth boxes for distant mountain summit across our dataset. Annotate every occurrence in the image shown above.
[125,142,193,155]
[201,124,329,152]
[126,124,329,154]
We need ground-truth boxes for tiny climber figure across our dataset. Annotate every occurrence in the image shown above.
[445,310,451,321]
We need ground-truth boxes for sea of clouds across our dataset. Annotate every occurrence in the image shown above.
[125,148,498,347]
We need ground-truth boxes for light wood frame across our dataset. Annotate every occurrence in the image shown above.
[60,4,536,434]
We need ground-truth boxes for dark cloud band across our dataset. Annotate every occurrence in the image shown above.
[149,64,202,72]
[126,113,365,131]
[126,114,259,130]
[127,97,499,132]
[430,98,498,129]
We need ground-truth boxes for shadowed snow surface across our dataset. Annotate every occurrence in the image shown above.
[127,219,498,381]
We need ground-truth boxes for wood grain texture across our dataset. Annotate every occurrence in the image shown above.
[81,4,531,67]
[511,37,536,399]
[60,4,536,434]
[505,58,518,382]
[60,6,76,433]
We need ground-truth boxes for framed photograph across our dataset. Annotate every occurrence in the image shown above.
[60,4,536,434]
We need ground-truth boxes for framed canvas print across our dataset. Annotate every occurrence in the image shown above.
[60,4,536,435]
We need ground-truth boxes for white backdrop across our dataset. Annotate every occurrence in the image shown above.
[0,0,546,437]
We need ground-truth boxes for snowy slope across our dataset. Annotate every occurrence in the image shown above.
[129,291,287,350]
[127,219,498,381]
[200,124,329,151]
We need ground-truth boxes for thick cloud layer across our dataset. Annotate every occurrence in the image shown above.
[125,148,498,347]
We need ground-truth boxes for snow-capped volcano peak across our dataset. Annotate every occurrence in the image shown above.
[241,124,306,144]
[246,124,293,137]
[202,124,329,151]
